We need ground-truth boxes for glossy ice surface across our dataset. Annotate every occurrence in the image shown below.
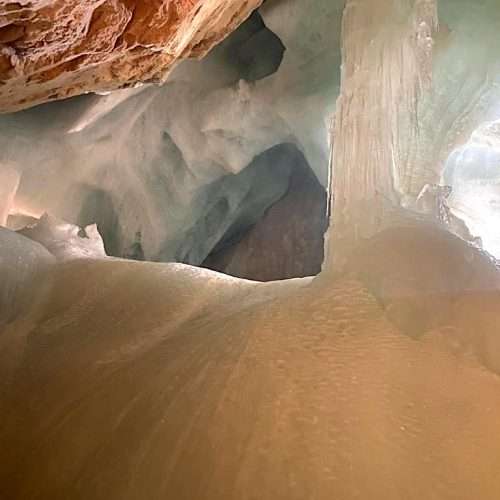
[2,223,500,499]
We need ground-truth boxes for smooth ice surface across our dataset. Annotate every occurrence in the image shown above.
[3,225,500,499]
[0,227,54,329]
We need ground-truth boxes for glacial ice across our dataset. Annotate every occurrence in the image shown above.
[2,0,500,499]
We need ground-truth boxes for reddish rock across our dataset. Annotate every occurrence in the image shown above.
[203,156,328,282]
[0,0,262,112]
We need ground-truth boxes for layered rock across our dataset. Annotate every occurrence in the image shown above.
[0,0,262,112]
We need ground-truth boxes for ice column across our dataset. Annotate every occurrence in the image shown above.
[325,0,438,268]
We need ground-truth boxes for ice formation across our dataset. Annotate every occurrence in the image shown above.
[17,213,107,261]
[3,0,500,499]
[327,0,438,262]
[444,120,500,257]
[3,221,500,499]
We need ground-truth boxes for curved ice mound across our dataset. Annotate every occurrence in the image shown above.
[18,213,107,261]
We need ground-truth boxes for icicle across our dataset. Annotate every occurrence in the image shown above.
[324,0,438,270]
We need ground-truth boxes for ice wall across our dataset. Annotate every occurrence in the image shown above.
[17,214,107,261]
[400,0,500,200]
[0,166,19,226]
[443,121,500,258]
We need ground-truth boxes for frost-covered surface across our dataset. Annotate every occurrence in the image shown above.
[399,0,500,199]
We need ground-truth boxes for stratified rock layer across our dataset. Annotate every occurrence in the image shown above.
[0,0,262,112]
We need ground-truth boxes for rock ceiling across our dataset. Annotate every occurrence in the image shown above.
[0,0,262,112]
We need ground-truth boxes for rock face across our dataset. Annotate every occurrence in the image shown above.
[0,0,262,112]
[203,146,327,281]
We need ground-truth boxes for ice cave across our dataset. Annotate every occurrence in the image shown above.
[2,0,500,498]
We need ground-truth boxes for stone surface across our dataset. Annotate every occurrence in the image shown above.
[203,146,327,281]
[0,0,262,112]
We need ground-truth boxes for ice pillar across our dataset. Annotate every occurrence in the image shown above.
[325,0,438,269]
